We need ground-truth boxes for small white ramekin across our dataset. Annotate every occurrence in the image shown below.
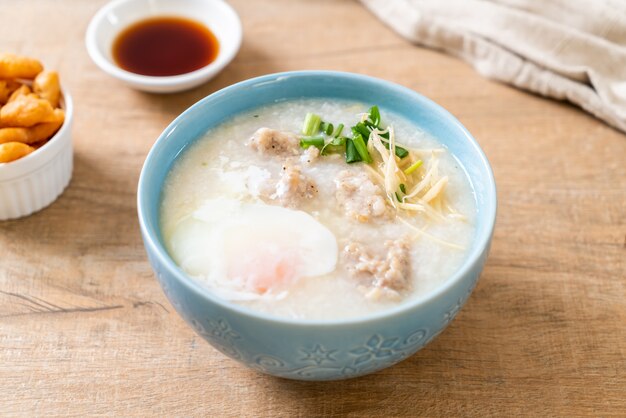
[0,92,73,221]
[85,0,242,93]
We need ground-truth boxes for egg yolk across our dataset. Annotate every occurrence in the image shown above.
[227,246,299,293]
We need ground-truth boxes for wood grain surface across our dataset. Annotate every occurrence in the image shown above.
[1,0,624,416]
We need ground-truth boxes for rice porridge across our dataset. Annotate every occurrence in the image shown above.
[160,99,476,320]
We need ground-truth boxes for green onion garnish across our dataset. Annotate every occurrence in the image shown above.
[302,113,322,136]
[404,159,423,175]
[368,106,381,127]
[395,192,402,202]
[396,147,409,159]
[345,138,362,163]
[352,123,370,140]
[399,183,406,194]
[321,136,347,155]
[333,123,344,138]
[320,122,335,136]
[352,134,372,163]
[300,135,325,149]
[363,119,377,130]
[300,106,407,164]
[332,136,347,146]
[381,140,409,158]
[325,123,334,136]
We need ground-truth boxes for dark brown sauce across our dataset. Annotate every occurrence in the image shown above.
[112,16,219,77]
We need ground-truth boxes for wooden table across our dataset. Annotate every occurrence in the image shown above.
[1,0,624,416]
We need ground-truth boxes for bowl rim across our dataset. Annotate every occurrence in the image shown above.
[0,90,73,180]
[85,0,242,88]
[137,70,497,326]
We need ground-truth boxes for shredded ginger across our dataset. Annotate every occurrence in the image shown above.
[365,126,465,249]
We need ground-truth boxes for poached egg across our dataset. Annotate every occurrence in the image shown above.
[168,198,338,300]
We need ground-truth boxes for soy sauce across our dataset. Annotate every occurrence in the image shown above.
[112,16,219,77]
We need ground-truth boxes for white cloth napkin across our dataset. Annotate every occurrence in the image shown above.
[361,0,626,133]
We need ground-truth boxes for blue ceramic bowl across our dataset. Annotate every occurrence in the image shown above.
[137,71,496,381]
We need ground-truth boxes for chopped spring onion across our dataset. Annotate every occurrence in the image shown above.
[302,113,322,136]
[363,119,377,130]
[351,123,370,141]
[321,136,347,155]
[332,136,347,146]
[345,138,362,163]
[368,106,381,126]
[404,159,423,175]
[325,123,334,136]
[321,122,334,136]
[381,140,409,159]
[299,135,324,149]
[352,134,373,163]
[333,123,344,138]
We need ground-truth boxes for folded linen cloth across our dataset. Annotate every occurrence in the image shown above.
[361,0,626,133]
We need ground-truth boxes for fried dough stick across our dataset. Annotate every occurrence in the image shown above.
[0,94,56,127]
[7,84,31,103]
[0,142,35,163]
[0,80,21,104]
[0,53,43,79]
[0,109,64,144]
[33,70,61,108]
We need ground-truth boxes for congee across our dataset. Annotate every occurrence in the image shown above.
[160,99,476,320]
